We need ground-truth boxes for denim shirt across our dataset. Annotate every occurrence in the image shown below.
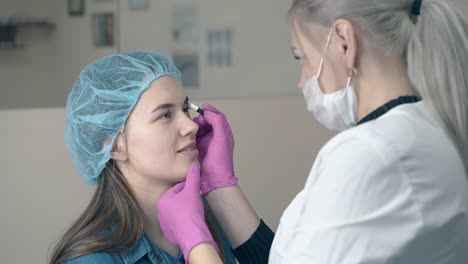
[66,231,237,264]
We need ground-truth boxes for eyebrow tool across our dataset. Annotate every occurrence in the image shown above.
[190,103,205,116]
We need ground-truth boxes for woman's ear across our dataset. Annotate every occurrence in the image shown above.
[110,133,128,161]
[333,19,358,69]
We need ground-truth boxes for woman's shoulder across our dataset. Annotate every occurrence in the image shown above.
[308,118,409,195]
[321,102,440,163]
[65,252,123,264]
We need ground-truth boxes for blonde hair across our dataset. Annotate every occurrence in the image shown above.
[290,0,468,174]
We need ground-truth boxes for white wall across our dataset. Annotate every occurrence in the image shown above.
[120,0,299,98]
[0,0,59,109]
[0,0,119,109]
[1,108,95,263]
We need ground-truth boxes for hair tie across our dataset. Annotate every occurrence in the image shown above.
[411,0,423,16]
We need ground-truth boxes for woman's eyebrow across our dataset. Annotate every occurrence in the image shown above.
[151,97,189,113]
[151,103,175,113]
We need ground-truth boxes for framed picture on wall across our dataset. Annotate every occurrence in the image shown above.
[92,13,114,47]
[68,0,85,16]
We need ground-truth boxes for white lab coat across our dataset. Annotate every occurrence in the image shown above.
[269,102,468,263]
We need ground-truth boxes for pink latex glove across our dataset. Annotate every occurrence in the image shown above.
[157,163,220,263]
[193,103,238,194]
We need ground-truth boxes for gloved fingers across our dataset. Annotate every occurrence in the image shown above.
[184,163,201,192]
[201,103,224,116]
[164,181,186,196]
[193,114,208,126]
[196,104,230,136]
[200,108,232,140]
[194,116,212,139]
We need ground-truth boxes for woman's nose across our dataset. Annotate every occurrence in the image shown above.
[180,116,199,137]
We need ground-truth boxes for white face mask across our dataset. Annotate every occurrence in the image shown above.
[302,30,358,132]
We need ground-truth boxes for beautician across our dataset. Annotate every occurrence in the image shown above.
[157,0,468,263]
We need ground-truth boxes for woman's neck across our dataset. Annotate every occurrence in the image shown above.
[129,177,181,257]
[356,54,418,121]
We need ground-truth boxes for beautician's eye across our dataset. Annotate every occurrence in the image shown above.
[294,55,305,64]
[292,48,305,64]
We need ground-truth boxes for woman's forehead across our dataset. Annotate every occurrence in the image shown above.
[137,77,185,108]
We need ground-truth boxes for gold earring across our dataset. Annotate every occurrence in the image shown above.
[348,66,358,77]
[346,67,358,87]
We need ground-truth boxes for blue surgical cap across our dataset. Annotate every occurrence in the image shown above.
[65,50,182,185]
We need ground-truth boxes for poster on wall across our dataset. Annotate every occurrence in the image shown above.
[92,13,114,46]
[172,4,200,43]
[173,53,199,88]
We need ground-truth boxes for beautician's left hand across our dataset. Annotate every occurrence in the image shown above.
[157,163,220,261]
[193,104,238,194]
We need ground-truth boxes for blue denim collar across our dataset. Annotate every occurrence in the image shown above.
[122,232,183,264]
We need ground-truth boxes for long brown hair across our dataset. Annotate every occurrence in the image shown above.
[50,161,225,263]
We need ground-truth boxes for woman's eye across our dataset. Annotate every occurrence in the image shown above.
[183,106,191,117]
[160,112,172,119]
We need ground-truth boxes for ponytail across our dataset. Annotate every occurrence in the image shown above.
[407,0,468,174]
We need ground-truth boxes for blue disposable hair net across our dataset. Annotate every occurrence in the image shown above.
[65,50,182,185]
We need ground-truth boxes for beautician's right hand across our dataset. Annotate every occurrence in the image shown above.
[193,104,238,194]
[157,163,220,262]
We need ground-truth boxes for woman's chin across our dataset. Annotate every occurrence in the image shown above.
[172,172,187,183]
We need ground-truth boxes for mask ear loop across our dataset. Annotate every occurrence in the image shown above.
[346,67,358,87]
[316,29,334,77]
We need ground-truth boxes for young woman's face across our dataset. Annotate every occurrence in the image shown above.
[120,76,199,186]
